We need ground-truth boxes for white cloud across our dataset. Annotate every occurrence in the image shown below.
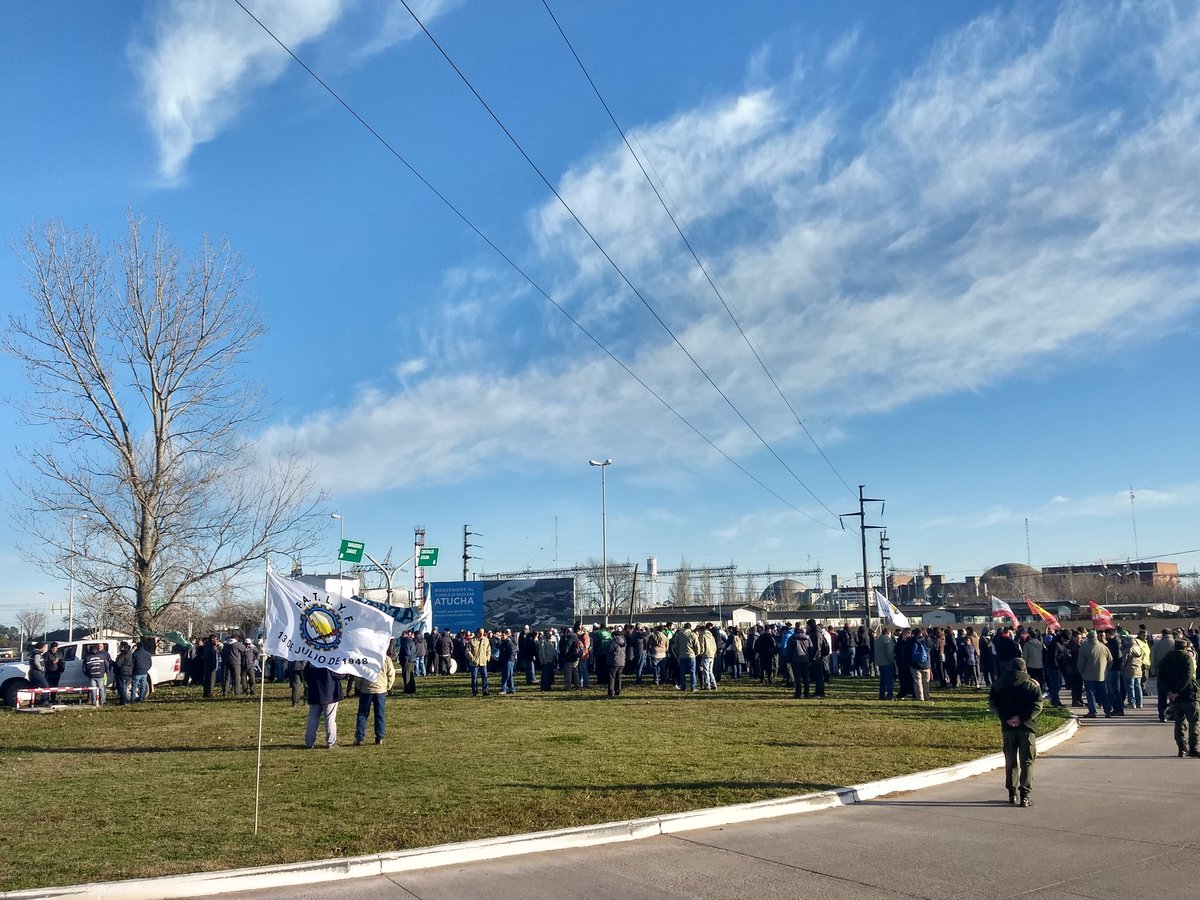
[134,0,459,182]
[824,28,859,71]
[263,1,1200,511]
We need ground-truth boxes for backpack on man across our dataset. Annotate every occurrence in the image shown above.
[911,639,930,668]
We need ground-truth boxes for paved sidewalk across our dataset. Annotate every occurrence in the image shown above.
[212,707,1198,900]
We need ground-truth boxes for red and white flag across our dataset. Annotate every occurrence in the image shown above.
[991,597,1020,624]
[1089,601,1114,630]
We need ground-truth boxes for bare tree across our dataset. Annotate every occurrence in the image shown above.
[579,558,638,619]
[5,216,326,630]
[15,608,47,645]
[668,559,692,607]
[742,574,759,606]
[720,572,739,609]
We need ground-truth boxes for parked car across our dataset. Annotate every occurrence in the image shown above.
[0,640,182,707]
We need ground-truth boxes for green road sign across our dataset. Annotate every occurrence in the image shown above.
[338,539,365,563]
[417,548,440,567]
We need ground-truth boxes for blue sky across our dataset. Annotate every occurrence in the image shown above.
[3,0,1200,622]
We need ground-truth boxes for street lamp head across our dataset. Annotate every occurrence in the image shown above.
[588,458,613,467]
[330,513,342,520]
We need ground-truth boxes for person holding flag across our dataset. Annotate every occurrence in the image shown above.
[262,568,396,748]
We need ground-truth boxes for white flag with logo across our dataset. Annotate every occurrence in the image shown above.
[874,590,910,628]
[263,568,393,678]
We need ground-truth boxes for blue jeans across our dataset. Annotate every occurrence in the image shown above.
[1084,679,1109,716]
[131,674,149,702]
[678,656,697,691]
[634,651,647,684]
[415,657,426,677]
[355,692,386,742]
[580,659,590,688]
[500,660,515,694]
[523,659,536,684]
[878,663,895,699]
[654,657,669,684]
[88,676,106,705]
[1125,674,1143,708]
[1105,669,1122,712]
[470,666,489,696]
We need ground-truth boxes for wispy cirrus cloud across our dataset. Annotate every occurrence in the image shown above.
[133,0,460,182]
[919,484,1200,532]
[263,0,1200,511]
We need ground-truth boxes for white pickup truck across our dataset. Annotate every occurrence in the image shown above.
[0,640,182,707]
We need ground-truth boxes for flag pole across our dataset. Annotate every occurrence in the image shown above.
[254,559,270,836]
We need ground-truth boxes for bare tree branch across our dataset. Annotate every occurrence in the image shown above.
[5,215,327,629]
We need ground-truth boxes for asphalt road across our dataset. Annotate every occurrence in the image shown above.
[206,705,1199,900]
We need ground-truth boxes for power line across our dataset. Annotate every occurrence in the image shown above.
[540,0,856,498]
[232,1,835,531]
[395,0,843,523]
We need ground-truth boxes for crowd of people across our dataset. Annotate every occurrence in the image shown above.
[23,615,1198,760]
[24,639,155,706]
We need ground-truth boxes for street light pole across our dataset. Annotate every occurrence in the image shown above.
[68,514,87,641]
[331,513,343,581]
[589,459,613,625]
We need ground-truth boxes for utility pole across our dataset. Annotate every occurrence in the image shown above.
[1130,487,1139,562]
[463,525,481,581]
[414,527,426,605]
[841,485,885,631]
[879,530,891,604]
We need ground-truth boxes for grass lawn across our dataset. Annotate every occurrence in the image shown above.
[0,673,1069,891]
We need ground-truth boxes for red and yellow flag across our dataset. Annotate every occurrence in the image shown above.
[1025,596,1059,629]
[1089,600,1114,630]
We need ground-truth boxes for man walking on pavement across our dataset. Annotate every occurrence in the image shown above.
[1076,629,1112,718]
[989,657,1043,807]
[1157,638,1199,758]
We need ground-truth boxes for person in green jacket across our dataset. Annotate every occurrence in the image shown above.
[1158,639,1199,758]
[988,658,1044,807]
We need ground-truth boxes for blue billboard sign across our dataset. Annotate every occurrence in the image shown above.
[428,581,484,633]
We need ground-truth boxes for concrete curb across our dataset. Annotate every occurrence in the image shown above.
[5,717,1078,900]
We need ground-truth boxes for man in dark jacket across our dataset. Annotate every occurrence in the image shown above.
[991,627,1020,674]
[558,628,581,689]
[755,627,778,685]
[131,640,153,702]
[989,658,1043,806]
[788,628,814,699]
[397,632,418,694]
[199,635,219,698]
[518,626,537,685]
[302,664,344,749]
[27,642,51,706]
[436,628,454,675]
[114,641,135,704]
[82,643,111,705]
[278,657,303,707]
[497,628,518,695]
[1158,639,1199,758]
[45,642,65,700]
[221,638,242,697]
[606,628,627,698]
